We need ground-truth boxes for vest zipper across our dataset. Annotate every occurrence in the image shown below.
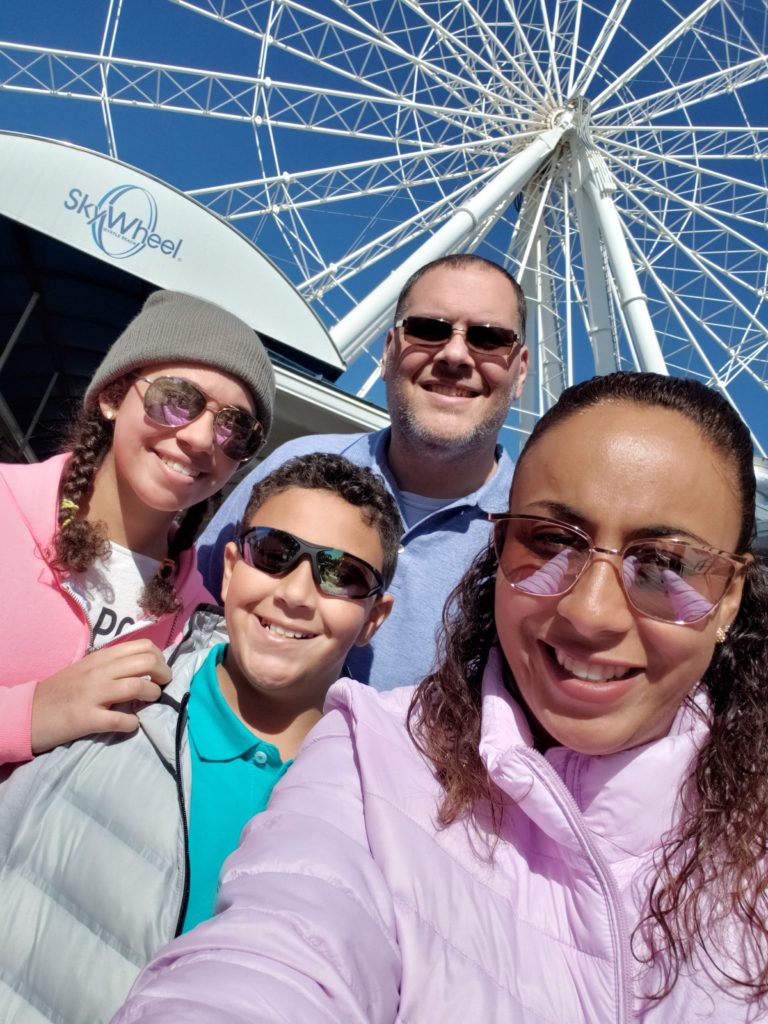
[173,691,192,937]
[521,749,634,1024]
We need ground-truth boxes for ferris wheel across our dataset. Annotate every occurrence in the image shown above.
[0,0,766,451]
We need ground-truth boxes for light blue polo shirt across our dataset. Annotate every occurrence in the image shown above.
[182,643,292,932]
[197,429,515,690]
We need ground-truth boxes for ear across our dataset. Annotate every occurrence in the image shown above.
[714,558,749,635]
[220,541,240,603]
[353,592,395,647]
[380,328,396,382]
[512,345,530,400]
[98,392,120,421]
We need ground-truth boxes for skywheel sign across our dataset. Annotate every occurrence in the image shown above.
[63,182,184,261]
[0,131,344,372]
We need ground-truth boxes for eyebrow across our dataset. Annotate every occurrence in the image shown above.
[526,500,711,546]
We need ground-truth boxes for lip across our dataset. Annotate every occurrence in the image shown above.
[541,641,642,706]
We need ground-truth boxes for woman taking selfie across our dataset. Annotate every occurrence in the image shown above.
[0,290,274,765]
[115,372,768,1023]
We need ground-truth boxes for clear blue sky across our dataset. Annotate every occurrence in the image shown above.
[0,0,765,454]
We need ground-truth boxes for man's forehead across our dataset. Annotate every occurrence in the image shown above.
[405,263,519,313]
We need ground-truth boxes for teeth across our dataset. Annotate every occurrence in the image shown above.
[427,383,475,398]
[160,456,199,478]
[262,620,314,640]
[555,649,630,682]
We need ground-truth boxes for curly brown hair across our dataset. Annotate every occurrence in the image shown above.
[408,372,768,1006]
[52,377,211,618]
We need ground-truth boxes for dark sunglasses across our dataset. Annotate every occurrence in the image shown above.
[395,315,520,353]
[138,376,263,461]
[490,514,749,625]
[238,526,384,599]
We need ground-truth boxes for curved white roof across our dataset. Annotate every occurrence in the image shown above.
[0,131,343,371]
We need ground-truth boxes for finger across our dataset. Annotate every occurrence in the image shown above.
[100,677,165,706]
[98,649,173,685]
[132,679,163,705]
[88,638,163,666]
[91,709,141,736]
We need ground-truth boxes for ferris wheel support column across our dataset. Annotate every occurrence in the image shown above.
[581,152,668,374]
[570,152,618,375]
[332,124,568,364]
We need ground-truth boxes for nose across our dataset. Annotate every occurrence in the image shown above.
[173,409,217,453]
[435,325,475,368]
[272,555,317,611]
[555,554,635,639]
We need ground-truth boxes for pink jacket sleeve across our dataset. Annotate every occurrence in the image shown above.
[0,680,36,764]
[112,705,402,1024]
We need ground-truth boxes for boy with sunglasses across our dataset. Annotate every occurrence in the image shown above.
[0,453,400,1024]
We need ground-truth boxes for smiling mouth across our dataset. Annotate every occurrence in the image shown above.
[422,382,478,399]
[259,617,317,640]
[550,645,640,683]
[158,455,202,479]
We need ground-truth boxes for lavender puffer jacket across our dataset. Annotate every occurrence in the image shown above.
[114,649,756,1023]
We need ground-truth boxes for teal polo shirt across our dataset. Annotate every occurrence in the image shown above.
[182,643,292,933]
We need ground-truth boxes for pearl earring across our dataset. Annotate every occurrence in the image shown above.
[715,625,729,644]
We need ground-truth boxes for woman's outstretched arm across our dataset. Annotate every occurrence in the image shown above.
[112,700,402,1024]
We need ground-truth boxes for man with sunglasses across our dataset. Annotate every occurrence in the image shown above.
[198,253,528,691]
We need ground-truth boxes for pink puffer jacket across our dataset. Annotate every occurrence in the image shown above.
[0,454,212,764]
[113,649,757,1023]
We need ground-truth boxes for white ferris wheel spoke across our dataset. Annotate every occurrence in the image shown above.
[0,0,765,449]
[570,0,633,98]
[589,0,721,111]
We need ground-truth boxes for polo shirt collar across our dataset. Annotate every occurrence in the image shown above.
[371,427,513,515]
[189,644,281,765]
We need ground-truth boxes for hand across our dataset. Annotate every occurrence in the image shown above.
[31,639,172,754]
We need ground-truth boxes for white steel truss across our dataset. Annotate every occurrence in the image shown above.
[0,0,766,452]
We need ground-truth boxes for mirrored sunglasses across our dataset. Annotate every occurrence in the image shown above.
[395,315,520,353]
[138,376,262,461]
[490,514,748,625]
[238,526,384,599]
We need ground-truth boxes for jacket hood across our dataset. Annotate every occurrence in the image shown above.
[0,452,70,549]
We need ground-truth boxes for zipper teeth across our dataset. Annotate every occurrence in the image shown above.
[60,580,98,652]
[63,578,175,652]
[173,692,192,937]
[166,605,182,647]
[521,749,633,1024]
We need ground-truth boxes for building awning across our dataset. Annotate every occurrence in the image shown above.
[0,131,388,462]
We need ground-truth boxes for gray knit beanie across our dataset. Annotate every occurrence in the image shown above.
[85,290,275,438]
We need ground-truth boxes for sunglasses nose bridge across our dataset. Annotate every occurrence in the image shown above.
[270,549,321,602]
[172,403,219,450]
[566,546,632,600]
[435,322,476,363]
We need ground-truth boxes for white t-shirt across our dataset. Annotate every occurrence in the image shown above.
[67,543,161,648]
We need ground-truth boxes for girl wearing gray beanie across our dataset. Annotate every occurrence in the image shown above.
[0,290,275,765]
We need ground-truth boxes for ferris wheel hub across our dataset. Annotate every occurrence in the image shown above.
[545,97,592,140]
